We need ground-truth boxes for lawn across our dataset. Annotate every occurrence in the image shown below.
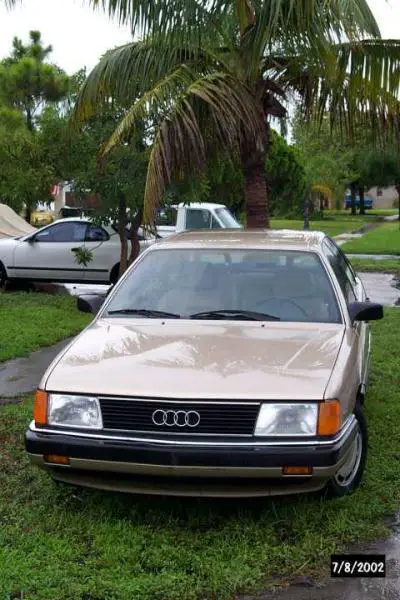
[0,292,91,362]
[341,222,400,255]
[271,217,364,237]
[0,310,399,600]
[349,258,400,275]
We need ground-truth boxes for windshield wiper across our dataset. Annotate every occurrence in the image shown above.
[189,310,280,321]
[107,309,181,319]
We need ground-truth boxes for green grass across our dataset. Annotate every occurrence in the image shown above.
[0,310,399,600]
[341,222,400,255]
[349,258,400,275]
[271,218,365,237]
[0,292,91,362]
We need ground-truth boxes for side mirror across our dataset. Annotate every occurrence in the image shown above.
[348,302,384,323]
[26,236,36,243]
[77,294,105,315]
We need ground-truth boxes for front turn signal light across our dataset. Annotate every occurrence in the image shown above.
[283,466,313,476]
[44,455,70,465]
[317,400,341,436]
[34,390,48,426]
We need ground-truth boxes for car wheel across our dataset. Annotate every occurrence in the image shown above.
[327,406,367,498]
[0,263,7,291]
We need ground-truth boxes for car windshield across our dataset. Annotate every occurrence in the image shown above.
[214,208,242,229]
[105,249,342,323]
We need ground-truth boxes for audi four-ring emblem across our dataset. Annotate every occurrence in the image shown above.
[152,409,201,427]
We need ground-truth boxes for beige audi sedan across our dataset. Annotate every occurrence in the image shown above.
[25,230,383,497]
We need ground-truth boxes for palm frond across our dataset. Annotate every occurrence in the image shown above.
[273,39,400,136]
[90,0,230,42]
[71,37,223,127]
[137,72,264,224]
[102,64,197,153]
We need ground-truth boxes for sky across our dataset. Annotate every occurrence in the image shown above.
[0,0,399,75]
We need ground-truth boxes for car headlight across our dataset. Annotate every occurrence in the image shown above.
[48,394,103,429]
[254,403,318,437]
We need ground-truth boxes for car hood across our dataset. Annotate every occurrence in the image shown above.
[44,319,345,400]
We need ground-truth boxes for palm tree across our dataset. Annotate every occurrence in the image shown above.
[10,0,400,227]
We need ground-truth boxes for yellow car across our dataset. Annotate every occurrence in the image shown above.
[30,211,54,227]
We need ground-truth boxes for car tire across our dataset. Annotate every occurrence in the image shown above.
[0,262,7,291]
[327,405,367,498]
[110,263,120,285]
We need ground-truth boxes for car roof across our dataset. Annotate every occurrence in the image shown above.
[170,202,227,210]
[153,229,328,251]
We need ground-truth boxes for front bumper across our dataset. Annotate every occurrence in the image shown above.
[25,417,357,497]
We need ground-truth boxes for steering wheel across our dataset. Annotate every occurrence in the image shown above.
[253,296,309,319]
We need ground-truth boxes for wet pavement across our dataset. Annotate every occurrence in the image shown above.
[359,273,400,307]
[348,254,400,261]
[0,338,71,399]
[241,518,400,600]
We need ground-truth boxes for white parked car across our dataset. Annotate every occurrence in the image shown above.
[0,203,241,287]
[0,218,153,286]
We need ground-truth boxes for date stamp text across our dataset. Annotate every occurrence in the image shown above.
[331,554,386,578]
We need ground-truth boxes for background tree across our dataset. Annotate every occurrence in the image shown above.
[0,31,70,222]
[73,0,400,230]
[0,31,70,131]
[293,115,357,211]
[0,103,56,218]
[265,130,309,217]
[39,96,149,277]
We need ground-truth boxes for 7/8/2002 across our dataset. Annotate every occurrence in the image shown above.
[331,554,386,578]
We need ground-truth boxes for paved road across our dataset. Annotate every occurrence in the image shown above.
[0,338,71,399]
[359,273,399,306]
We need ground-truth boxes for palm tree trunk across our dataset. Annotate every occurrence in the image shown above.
[359,185,365,215]
[350,182,357,216]
[244,160,270,228]
[117,193,128,278]
[128,204,144,266]
[25,205,32,224]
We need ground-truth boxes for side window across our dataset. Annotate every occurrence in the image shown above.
[85,225,109,242]
[35,222,86,243]
[156,208,177,226]
[185,209,212,230]
[323,239,356,304]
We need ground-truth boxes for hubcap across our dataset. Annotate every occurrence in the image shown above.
[334,425,363,487]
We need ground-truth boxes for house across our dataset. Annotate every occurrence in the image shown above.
[366,186,399,209]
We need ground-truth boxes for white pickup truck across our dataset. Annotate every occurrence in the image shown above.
[0,203,241,287]
[154,203,242,238]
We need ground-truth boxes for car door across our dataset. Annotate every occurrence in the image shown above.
[81,224,119,282]
[323,239,369,393]
[332,241,371,393]
[11,220,88,282]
